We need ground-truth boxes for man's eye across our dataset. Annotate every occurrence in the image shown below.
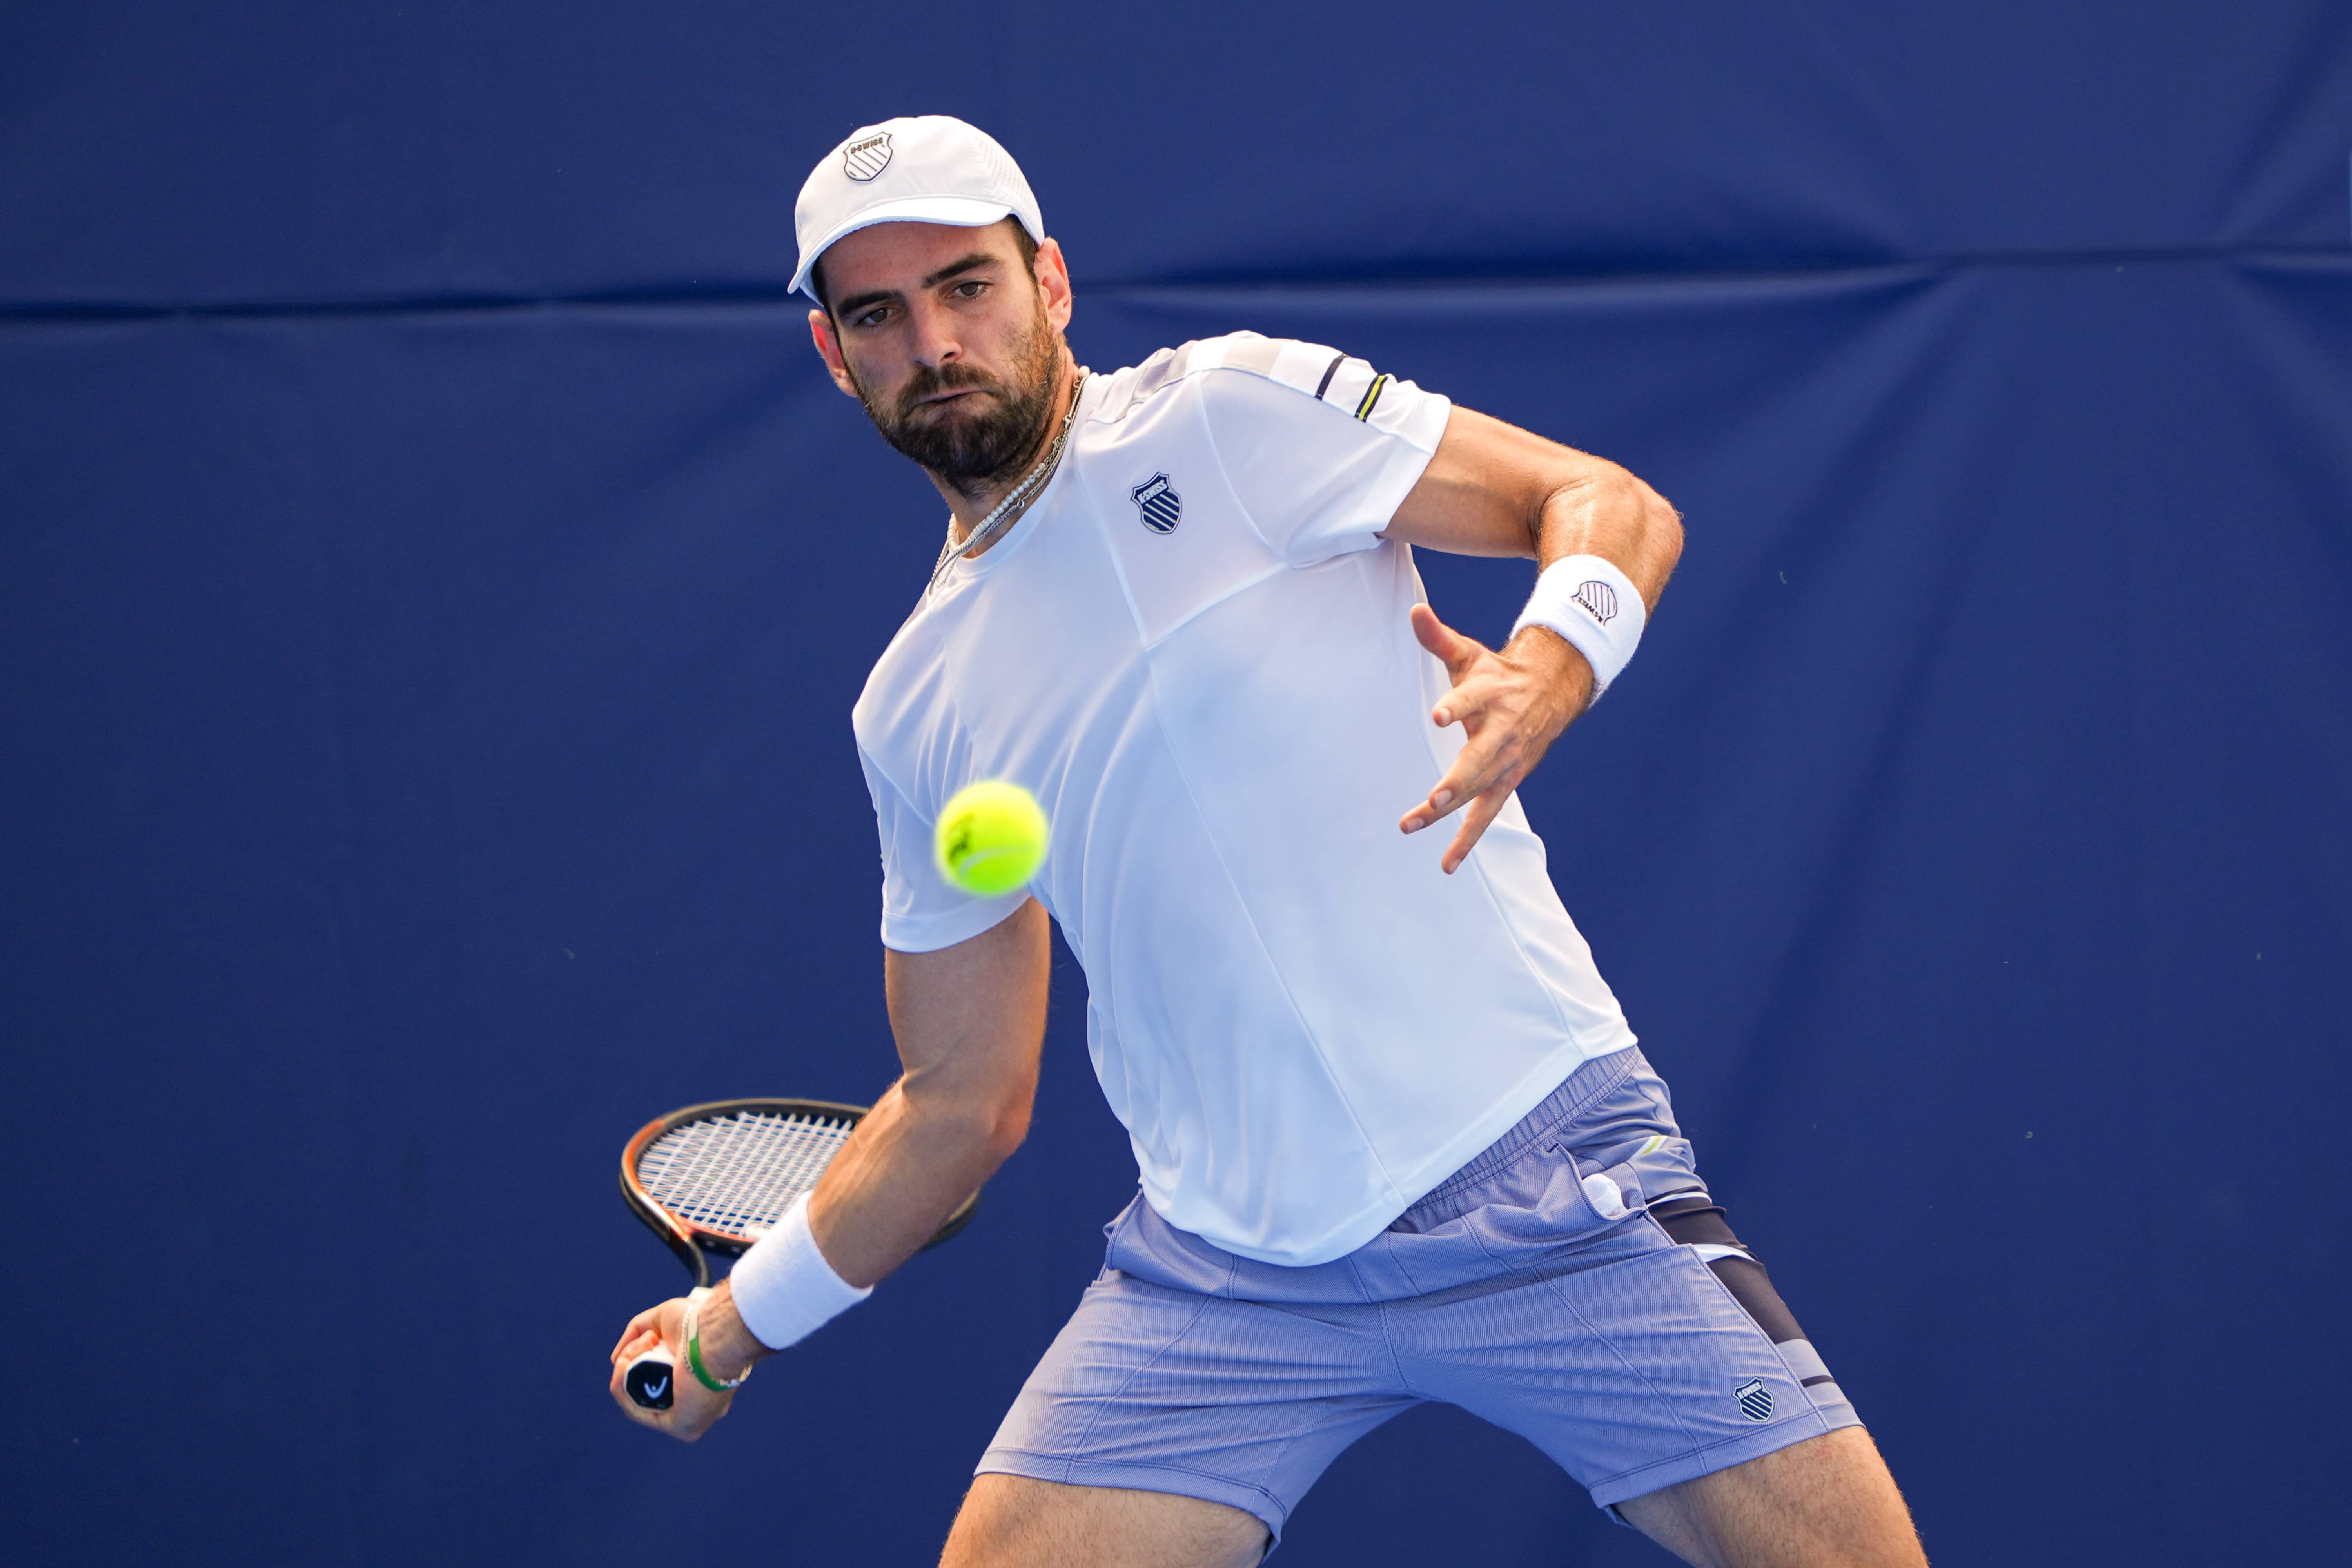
[855,307,891,328]
[952,281,987,299]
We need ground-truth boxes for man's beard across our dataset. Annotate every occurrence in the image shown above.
[855,312,1060,495]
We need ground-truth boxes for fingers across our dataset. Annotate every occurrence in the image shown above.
[1412,606,1500,730]
[1410,603,1485,680]
[1429,671,1495,731]
[1397,761,1472,835]
[1400,601,1571,872]
[1399,713,1516,835]
[1440,782,1515,875]
[609,1305,666,1363]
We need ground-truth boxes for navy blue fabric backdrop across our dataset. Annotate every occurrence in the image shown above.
[4,5,2348,1563]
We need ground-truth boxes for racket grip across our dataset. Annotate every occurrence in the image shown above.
[623,1285,710,1411]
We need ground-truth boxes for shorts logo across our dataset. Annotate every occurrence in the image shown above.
[1131,473,1181,535]
[1573,580,1619,624]
[842,133,893,181]
[1735,1378,1774,1422]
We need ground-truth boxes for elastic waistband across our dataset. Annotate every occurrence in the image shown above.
[1401,1047,1639,1222]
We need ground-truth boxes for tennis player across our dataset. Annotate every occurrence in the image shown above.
[611,116,1927,1568]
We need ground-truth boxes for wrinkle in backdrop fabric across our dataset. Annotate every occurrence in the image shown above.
[6,2,2352,307]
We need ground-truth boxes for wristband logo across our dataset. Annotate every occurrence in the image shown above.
[1573,580,1619,624]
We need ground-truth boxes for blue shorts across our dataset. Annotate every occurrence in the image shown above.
[976,1048,1861,1552]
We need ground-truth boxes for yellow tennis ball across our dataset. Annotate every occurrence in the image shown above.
[935,780,1050,897]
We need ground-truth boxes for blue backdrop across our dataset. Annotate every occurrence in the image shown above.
[4,4,2348,1563]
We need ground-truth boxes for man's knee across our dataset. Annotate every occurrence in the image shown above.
[942,1474,1268,1568]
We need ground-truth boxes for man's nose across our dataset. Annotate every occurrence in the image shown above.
[907,298,963,368]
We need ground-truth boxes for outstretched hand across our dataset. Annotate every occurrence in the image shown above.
[1399,603,1594,874]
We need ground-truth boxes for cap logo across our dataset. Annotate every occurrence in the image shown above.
[842,132,893,181]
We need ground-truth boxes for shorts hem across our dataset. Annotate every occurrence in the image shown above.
[1586,1407,1862,1511]
[976,1446,1290,1546]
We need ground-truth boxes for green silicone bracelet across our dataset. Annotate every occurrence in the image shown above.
[684,1298,752,1394]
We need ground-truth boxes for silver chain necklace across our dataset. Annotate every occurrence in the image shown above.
[926,369,1089,600]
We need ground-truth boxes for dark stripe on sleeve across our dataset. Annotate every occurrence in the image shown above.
[1354,373,1390,420]
[1313,351,1346,401]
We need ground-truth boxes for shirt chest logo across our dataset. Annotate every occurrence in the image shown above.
[1130,473,1182,535]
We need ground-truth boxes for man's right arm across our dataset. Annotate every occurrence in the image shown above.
[813,897,1051,1286]
[622,899,1049,1426]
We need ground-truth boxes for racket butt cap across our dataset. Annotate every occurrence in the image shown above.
[624,1348,677,1410]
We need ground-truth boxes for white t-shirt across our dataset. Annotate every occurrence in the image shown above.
[853,332,1636,1267]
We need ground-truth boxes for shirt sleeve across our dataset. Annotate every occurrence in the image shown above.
[1192,338,1452,568]
[861,746,1031,954]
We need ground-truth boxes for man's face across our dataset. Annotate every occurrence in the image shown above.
[809,219,1073,492]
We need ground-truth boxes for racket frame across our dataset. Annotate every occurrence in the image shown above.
[619,1096,979,1289]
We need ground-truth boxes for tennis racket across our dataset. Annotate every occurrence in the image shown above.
[617,1097,979,1409]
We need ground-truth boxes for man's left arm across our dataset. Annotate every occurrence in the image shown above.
[1382,406,1684,873]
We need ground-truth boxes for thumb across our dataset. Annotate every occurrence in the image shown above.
[1410,603,1481,673]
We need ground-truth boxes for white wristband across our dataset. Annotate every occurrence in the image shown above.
[1511,555,1646,695]
[726,1192,873,1352]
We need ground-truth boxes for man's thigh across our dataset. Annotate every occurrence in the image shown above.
[942,1474,1268,1568]
[1614,1426,1927,1568]
[975,1272,1414,1548]
[1407,1229,1860,1510]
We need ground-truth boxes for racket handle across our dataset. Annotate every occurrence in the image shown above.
[623,1285,710,1411]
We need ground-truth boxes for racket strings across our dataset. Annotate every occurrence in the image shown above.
[637,1111,854,1241]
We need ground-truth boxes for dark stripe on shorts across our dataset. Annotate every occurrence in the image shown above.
[1658,1207,1808,1346]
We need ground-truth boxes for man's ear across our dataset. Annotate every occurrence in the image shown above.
[1033,238,1074,334]
[808,308,861,399]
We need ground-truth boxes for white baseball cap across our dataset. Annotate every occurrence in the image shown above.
[791,116,1045,304]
